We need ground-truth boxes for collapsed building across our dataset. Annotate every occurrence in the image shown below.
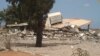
[6,12,95,40]
[45,12,91,31]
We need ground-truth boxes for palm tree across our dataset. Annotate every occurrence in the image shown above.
[6,0,55,47]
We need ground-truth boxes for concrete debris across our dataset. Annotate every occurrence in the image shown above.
[79,33,85,37]
[81,36,87,41]
[0,25,100,43]
[71,45,74,49]
[78,33,87,40]
[16,28,100,42]
[89,30,96,34]
[65,25,80,33]
[97,33,100,37]
[94,32,100,37]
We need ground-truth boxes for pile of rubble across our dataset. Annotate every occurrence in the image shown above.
[1,26,100,42]
[43,25,100,42]
[71,48,90,56]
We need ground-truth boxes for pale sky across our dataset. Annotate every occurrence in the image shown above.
[0,0,100,28]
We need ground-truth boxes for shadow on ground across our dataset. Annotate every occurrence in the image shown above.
[12,42,79,47]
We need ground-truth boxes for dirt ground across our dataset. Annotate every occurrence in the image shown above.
[5,38,99,56]
[0,29,100,56]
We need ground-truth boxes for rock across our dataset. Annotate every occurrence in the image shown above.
[96,33,100,37]
[43,36,48,39]
[71,48,90,56]
[69,28,79,33]
[81,36,87,40]
[71,45,74,49]
[93,32,100,37]
[89,30,96,34]
[66,25,80,33]
[79,33,85,37]
[70,25,75,28]
[78,33,87,40]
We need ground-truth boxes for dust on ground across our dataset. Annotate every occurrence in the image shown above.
[0,29,100,56]
[10,39,100,56]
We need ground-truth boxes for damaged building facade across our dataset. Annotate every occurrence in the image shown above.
[45,12,91,31]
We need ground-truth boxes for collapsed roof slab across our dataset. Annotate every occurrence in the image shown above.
[51,19,91,28]
[63,19,91,27]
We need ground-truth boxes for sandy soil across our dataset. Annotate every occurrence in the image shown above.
[0,29,100,56]
[0,51,34,56]
[7,39,100,56]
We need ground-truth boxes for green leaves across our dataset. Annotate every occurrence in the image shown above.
[6,0,55,47]
[6,0,55,24]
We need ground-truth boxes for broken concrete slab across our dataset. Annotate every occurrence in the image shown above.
[45,12,91,30]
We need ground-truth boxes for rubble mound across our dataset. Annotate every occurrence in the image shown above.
[71,48,90,56]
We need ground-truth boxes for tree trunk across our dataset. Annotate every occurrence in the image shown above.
[35,17,43,47]
[35,28,43,47]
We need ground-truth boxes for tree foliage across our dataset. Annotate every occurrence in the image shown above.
[6,0,55,47]
[0,11,5,18]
